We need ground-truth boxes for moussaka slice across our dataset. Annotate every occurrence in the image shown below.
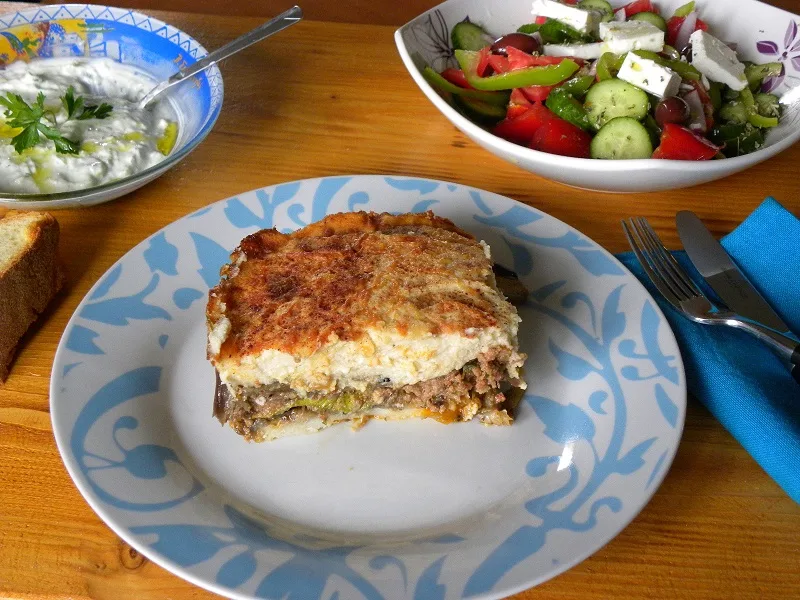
[206,211,527,442]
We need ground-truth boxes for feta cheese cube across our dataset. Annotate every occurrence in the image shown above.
[617,52,681,98]
[531,0,600,35]
[690,29,747,91]
[599,20,665,54]
[543,42,604,60]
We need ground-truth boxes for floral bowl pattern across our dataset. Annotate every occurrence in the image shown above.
[0,4,223,209]
[395,0,800,192]
[51,176,686,599]
[757,20,800,92]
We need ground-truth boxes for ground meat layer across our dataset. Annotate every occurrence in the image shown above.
[214,348,523,440]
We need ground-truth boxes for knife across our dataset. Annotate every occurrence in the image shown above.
[675,210,791,333]
[676,211,800,384]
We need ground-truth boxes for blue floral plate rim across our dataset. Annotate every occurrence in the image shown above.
[49,175,686,600]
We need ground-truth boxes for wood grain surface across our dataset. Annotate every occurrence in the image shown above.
[0,4,799,600]
[3,0,799,24]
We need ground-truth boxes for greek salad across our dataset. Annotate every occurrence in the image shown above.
[423,0,784,159]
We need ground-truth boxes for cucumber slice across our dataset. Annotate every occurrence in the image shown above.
[451,20,493,51]
[584,78,650,129]
[590,117,653,159]
[629,12,667,32]
[719,100,748,124]
[453,95,506,124]
[754,92,780,118]
[579,0,614,21]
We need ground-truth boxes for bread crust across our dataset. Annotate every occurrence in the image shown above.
[0,211,63,381]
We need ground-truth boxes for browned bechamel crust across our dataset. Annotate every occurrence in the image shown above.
[207,211,507,362]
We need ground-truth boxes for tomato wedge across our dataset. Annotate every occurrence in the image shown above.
[620,0,657,16]
[652,123,721,160]
[530,117,592,158]
[506,88,532,120]
[520,85,554,102]
[487,54,511,74]
[509,88,531,106]
[506,104,531,120]
[666,17,684,47]
[506,46,540,70]
[440,68,472,89]
[534,16,547,25]
[476,46,492,76]
[506,47,584,69]
[666,15,709,47]
[493,103,556,146]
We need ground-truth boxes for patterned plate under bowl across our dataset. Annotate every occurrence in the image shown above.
[51,176,686,600]
[0,4,223,209]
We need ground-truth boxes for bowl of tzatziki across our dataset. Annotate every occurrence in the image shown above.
[0,4,223,208]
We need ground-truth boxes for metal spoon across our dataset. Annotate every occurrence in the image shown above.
[137,5,303,109]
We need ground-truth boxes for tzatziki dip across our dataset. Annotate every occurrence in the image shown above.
[0,57,178,194]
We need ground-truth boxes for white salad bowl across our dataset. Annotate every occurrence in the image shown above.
[395,0,800,192]
[0,4,223,209]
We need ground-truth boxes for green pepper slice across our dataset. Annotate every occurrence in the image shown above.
[596,52,626,81]
[708,123,765,157]
[517,23,541,34]
[744,62,782,90]
[559,75,595,97]
[661,44,680,61]
[666,60,701,82]
[538,19,593,44]
[708,81,722,111]
[672,1,696,18]
[422,67,511,106]
[740,87,779,128]
[545,87,591,130]
[455,49,580,90]
[631,50,701,81]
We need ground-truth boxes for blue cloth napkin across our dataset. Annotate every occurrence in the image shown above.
[617,198,800,503]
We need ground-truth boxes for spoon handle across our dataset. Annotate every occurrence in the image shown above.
[140,5,302,107]
[181,5,302,80]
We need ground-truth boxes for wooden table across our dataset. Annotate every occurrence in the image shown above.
[1,3,799,600]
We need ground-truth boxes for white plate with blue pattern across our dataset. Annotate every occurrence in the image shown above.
[51,176,686,600]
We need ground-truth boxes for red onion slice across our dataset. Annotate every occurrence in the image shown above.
[683,89,707,133]
[674,11,697,52]
[614,8,626,21]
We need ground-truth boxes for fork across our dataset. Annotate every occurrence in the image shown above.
[622,217,800,383]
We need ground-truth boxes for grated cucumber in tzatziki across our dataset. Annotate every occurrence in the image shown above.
[0,57,179,194]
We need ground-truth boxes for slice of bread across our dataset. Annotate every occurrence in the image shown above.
[0,211,63,382]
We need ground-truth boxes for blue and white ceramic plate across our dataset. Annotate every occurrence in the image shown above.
[51,176,686,600]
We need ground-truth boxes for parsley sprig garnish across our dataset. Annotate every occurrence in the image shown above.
[61,86,113,121]
[0,86,113,155]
